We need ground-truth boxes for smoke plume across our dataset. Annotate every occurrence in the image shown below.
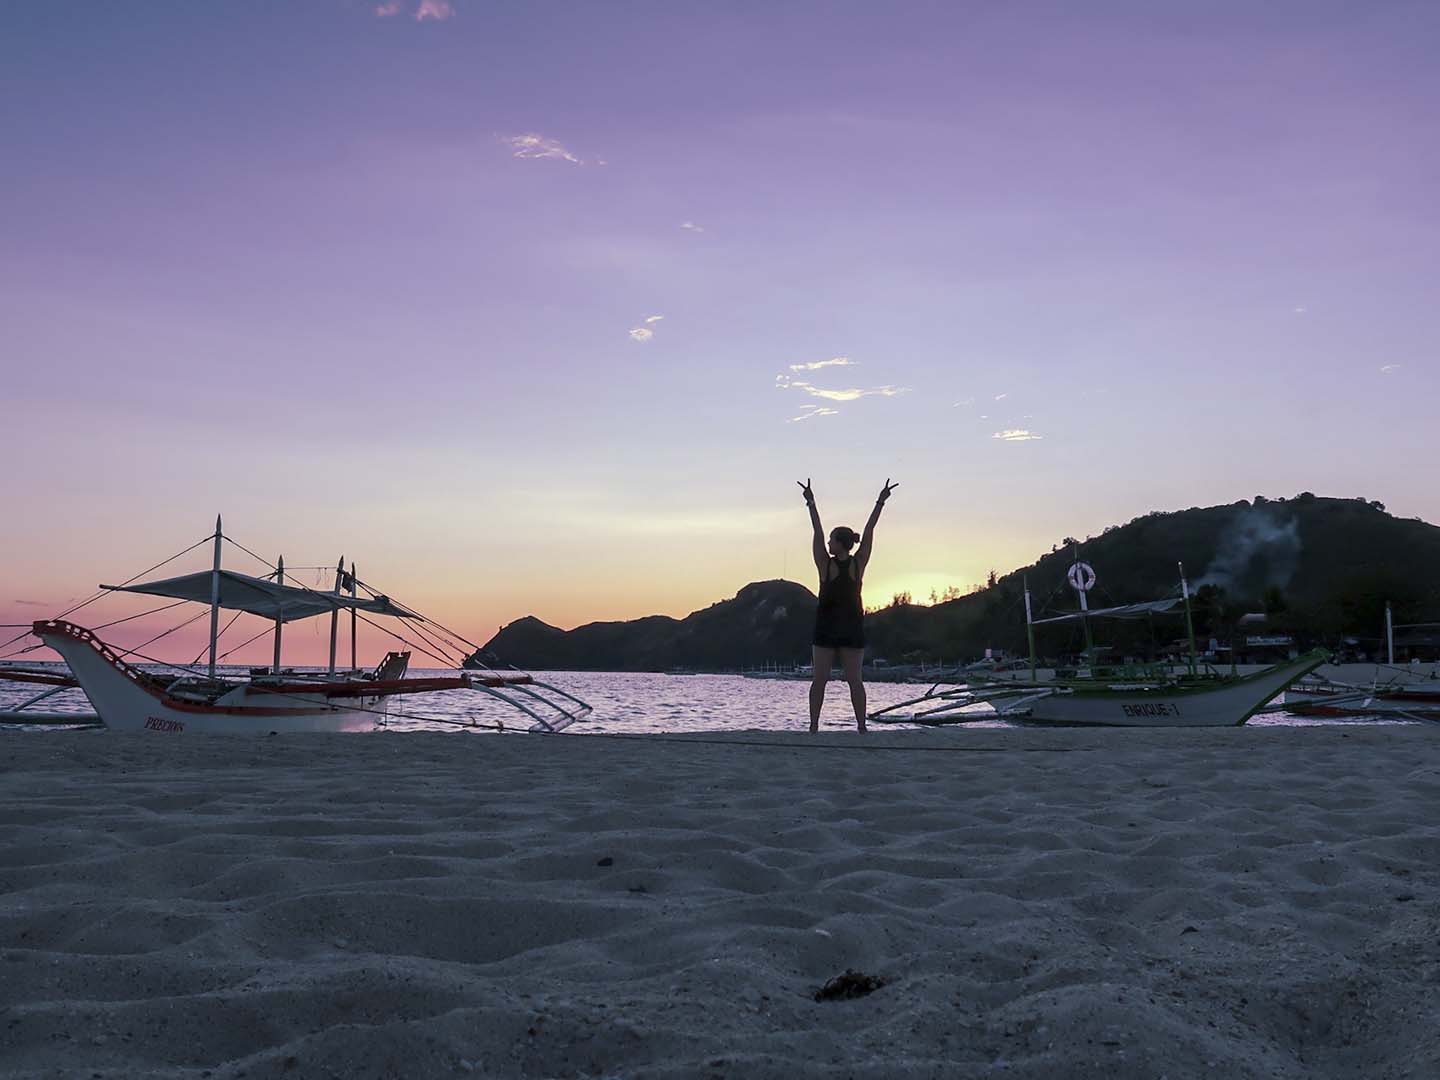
[1196,507,1301,594]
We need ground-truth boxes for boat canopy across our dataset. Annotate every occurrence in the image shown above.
[1030,598,1182,625]
[101,570,421,623]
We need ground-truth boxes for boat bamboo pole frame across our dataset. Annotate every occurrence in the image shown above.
[328,555,344,675]
[207,516,222,679]
[1386,601,1395,665]
[273,554,284,674]
[350,560,358,673]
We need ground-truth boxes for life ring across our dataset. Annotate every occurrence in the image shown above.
[1067,562,1096,592]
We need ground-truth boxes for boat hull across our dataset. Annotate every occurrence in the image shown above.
[1009,653,1328,728]
[36,624,386,733]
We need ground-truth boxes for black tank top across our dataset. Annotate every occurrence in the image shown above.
[817,557,863,617]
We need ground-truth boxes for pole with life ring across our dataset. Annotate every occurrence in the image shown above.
[1067,555,1097,665]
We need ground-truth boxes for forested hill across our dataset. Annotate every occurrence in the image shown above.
[483,495,1440,670]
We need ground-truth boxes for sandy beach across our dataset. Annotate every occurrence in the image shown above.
[3,727,1439,1079]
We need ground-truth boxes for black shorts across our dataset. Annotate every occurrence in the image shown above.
[813,613,865,650]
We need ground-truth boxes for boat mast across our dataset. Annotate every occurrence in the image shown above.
[272,555,284,674]
[207,515,223,680]
[350,560,357,673]
[328,554,344,675]
[1179,562,1199,677]
[1385,601,1394,665]
[1024,577,1037,681]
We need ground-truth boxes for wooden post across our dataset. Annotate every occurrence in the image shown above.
[207,515,223,680]
[1179,562,1199,677]
[273,554,284,674]
[1024,577,1037,682]
[328,555,344,675]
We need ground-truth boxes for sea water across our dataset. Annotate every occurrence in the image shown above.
[0,665,1402,733]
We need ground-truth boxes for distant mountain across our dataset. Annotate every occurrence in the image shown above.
[483,580,817,672]
[484,495,1440,670]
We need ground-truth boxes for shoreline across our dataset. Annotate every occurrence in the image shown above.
[3,728,1439,1077]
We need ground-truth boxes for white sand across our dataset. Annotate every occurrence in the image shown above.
[3,727,1439,1078]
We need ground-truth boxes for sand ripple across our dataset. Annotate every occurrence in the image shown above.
[3,727,1440,1077]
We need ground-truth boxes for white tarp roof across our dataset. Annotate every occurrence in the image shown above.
[102,570,421,623]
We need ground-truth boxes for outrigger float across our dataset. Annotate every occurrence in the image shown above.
[0,519,591,733]
[870,559,1328,728]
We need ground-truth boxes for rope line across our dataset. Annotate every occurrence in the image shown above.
[0,534,215,656]
[216,625,277,664]
[116,611,209,662]
[92,600,191,632]
[192,610,244,666]
[352,611,458,670]
[352,575,483,654]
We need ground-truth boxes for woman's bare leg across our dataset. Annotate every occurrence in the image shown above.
[809,646,836,732]
[839,647,866,732]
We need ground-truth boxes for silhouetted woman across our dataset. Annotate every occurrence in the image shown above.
[798,478,898,732]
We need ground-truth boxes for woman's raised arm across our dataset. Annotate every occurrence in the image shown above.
[856,478,898,573]
[799,478,827,574]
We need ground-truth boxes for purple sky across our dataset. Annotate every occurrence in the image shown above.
[2,1,1437,661]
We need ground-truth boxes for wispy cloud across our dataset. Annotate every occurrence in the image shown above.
[993,393,1008,401]
[992,429,1043,442]
[788,405,840,423]
[12,599,48,607]
[376,0,454,18]
[776,375,908,402]
[1380,363,1401,374]
[953,397,974,407]
[680,221,705,233]
[789,356,855,373]
[628,314,664,341]
[1293,305,1308,314]
[500,133,582,164]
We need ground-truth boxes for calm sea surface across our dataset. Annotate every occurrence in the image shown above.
[0,665,1403,733]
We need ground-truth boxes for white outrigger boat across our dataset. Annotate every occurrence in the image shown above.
[0,519,591,734]
[870,561,1327,728]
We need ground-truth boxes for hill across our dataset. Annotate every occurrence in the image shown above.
[482,580,817,672]
[483,495,1440,670]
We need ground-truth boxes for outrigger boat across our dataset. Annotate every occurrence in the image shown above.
[0,519,591,734]
[1282,605,1440,723]
[1284,675,1440,722]
[870,560,1328,728]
